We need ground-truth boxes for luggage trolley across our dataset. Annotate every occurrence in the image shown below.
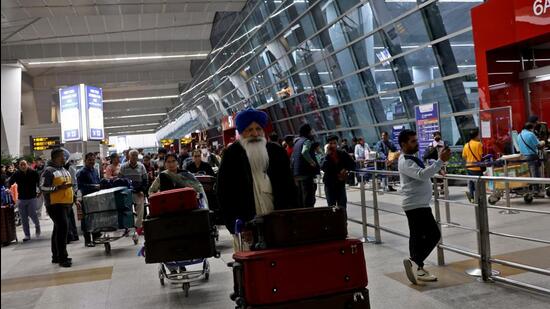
[485,154,536,205]
[158,259,210,297]
[93,227,138,255]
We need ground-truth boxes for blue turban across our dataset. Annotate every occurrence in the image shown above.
[235,108,268,134]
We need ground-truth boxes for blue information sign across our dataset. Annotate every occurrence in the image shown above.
[85,85,104,140]
[414,103,440,159]
[59,85,82,142]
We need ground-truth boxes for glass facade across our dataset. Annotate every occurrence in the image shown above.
[161,0,483,146]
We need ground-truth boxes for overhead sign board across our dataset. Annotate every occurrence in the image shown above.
[85,85,104,140]
[59,84,104,143]
[59,85,82,142]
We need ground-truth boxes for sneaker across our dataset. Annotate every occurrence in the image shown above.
[465,192,473,203]
[388,186,397,192]
[403,258,418,285]
[85,242,95,248]
[417,268,437,282]
[23,237,31,242]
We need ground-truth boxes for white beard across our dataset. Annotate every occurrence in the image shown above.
[240,136,269,174]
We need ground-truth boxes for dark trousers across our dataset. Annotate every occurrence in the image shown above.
[67,206,79,242]
[467,170,483,198]
[46,204,69,261]
[296,177,316,208]
[405,207,441,268]
[325,182,347,209]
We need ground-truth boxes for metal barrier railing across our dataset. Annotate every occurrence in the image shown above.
[315,169,550,295]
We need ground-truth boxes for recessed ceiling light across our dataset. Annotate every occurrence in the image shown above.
[103,95,178,103]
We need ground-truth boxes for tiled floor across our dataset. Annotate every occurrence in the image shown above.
[2,185,549,308]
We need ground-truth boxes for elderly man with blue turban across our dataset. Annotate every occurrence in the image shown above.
[217,108,298,238]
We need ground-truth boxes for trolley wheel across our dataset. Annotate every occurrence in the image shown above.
[488,195,499,205]
[204,272,209,281]
[546,187,550,198]
[523,194,534,204]
[104,242,111,255]
[158,268,165,286]
[182,282,190,297]
[215,251,221,259]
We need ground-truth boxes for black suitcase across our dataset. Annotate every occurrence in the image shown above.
[247,207,348,250]
[143,209,218,263]
[0,206,16,246]
[245,289,370,309]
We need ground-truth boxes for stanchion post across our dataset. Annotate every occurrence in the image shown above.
[433,179,445,266]
[477,179,493,282]
[360,173,376,243]
[372,172,382,244]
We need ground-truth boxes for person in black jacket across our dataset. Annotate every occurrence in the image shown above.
[9,160,41,241]
[186,150,216,176]
[217,108,298,238]
[321,136,356,210]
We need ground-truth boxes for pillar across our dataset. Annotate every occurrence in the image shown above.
[1,64,22,156]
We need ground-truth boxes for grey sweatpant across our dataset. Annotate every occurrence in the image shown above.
[18,198,41,238]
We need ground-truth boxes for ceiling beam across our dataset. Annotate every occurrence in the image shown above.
[2,40,210,61]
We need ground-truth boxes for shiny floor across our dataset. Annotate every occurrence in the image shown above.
[2,184,549,309]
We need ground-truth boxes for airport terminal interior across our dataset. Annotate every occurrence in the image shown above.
[1,0,549,308]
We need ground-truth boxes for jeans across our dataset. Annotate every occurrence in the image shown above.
[405,207,441,268]
[36,195,44,218]
[526,155,542,193]
[46,204,70,261]
[325,183,347,209]
[17,198,40,238]
[467,170,483,199]
[295,177,316,208]
[132,192,145,228]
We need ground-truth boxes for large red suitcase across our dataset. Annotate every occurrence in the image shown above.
[148,187,198,217]
[246,289,370,309]
[232,239,368,306]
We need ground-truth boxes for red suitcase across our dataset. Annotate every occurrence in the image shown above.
[245,289,370,309]
[231,239,368,306]
[148,187,198,217]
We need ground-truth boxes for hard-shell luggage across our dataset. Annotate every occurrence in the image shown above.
[0,206,16,245]
[248,207,347,250]
[148,187,198,218]
[194,175,215,192]
[194,175,222,225]
[245,289,370,309]
[118,210,134,229]
[113,188,133,211]
[143,209,217,263]
[84,211,119,233]
[232,239,367,306]
[82,188,120,214]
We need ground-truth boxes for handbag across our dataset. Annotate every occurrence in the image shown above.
[467,142,486,172]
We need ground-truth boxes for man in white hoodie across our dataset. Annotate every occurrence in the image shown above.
[397,129,451,284]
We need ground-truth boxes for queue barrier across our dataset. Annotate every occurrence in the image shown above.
[315,170,550,295]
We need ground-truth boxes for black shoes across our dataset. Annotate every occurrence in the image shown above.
[59,260,72,268]
[52,257,72,264]
[85,242,96,247]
